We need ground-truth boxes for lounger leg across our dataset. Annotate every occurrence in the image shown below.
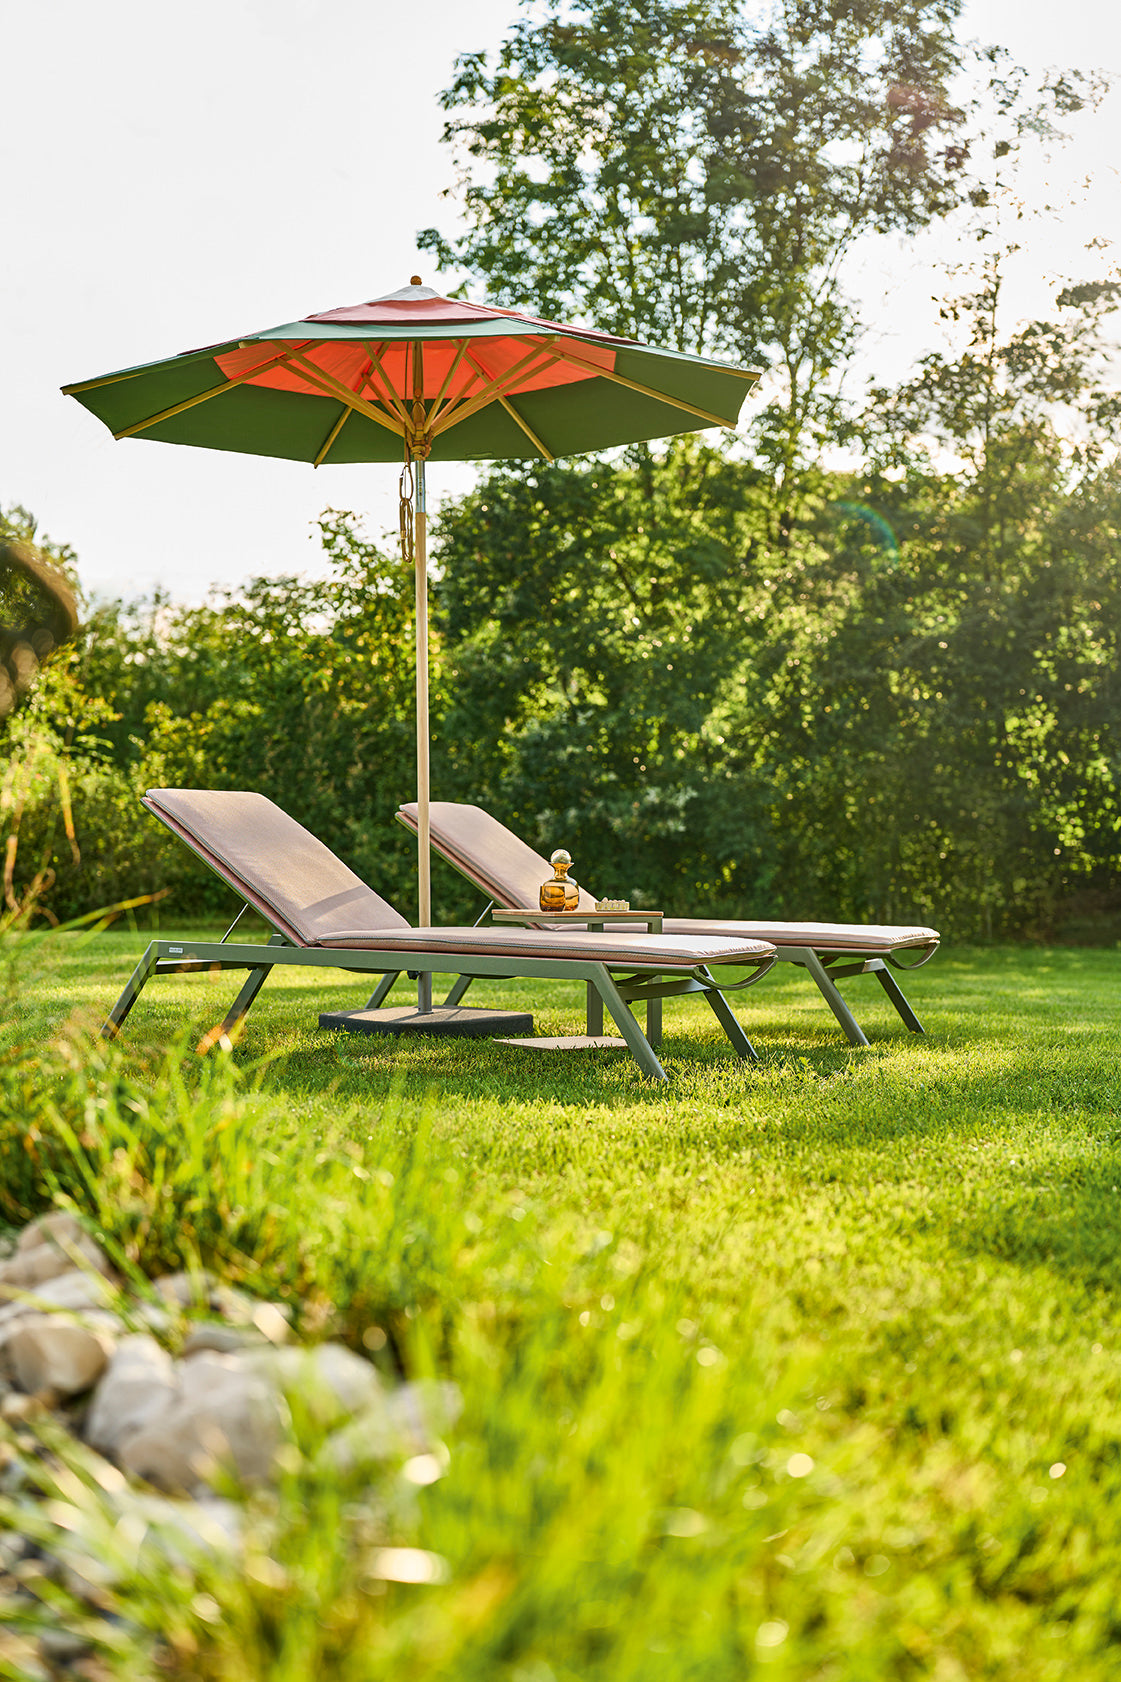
[800,952,870,1048]
[875,966,926,1034]
[363,972,400,1009]
[442,974,474,1008]
[195,965,273,1054]
[590,967,667,1082]
[700,985,758,1062]
[219,965,272,1038]
[588,976,657,1043]
[101,942,160,1040]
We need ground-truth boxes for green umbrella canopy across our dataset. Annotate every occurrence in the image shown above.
[62,282,760,465]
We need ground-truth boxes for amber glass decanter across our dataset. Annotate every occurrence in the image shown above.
[539,849,579,912]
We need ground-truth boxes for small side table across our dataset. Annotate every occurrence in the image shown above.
[491,909,665,1046]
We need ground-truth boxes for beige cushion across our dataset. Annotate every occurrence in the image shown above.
[402,801,939,956]
[145,789,409,946]
[144,790,773,971]
[316,924,774,968]
[661,919,938,955]
[398,801,599,912]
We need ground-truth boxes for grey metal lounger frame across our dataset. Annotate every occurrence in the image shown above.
[395,801,941,1047]
[101,790,777,1084]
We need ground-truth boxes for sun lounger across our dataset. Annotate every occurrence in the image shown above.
[395,801,940,1047]
[101,789,778,1082]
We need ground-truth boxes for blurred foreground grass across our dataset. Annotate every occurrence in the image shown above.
[3,924,1121,1679]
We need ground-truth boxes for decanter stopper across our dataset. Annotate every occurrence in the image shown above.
[540,848,579,912]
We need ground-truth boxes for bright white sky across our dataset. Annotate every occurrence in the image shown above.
[3,0,1118,605]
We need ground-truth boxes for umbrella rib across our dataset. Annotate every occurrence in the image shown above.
[361,342,410,427]
[64,364,195,397]
[314,349,387,464]
[105,344,314,440]
[550,342,752,431]
[282,350,405,437]
[495,393,555,462]
[316,349,399,463]
[431,342,564,438]
[425,338,474,430]
[313,406,352,467]
[427,361,490,435]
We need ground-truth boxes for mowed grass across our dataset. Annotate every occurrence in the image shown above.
[3,923,1121,1680]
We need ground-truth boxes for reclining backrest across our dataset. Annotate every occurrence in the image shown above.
[145,788,409,946]
[397,800,599,913]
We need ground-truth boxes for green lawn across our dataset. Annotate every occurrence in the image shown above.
[3,925,1121,1680]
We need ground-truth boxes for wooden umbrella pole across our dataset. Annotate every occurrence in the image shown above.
[414,454,433,1011]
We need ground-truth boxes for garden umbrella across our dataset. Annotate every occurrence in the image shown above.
[63,280,759,1015]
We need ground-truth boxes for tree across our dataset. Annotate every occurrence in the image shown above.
[431,252,1121,935]
[11,511,435,925]
[829,272,1121,934]
[421,0,973,536]
[81,510,431,918]
[432,406,1121,937]
[434,440,786,907]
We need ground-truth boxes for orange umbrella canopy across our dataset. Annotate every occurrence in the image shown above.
[63,282,759,466]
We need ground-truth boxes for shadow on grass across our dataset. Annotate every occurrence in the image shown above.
[943,1177,1121,1297]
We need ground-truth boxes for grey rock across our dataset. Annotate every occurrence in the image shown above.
[320,1382,460,1476]
[205,1282,258,1323]
[0,1214,113,1300]
[319,1396,400,1475]
[114,1342,380,1493]
[209,1284,291,1342]
[16,1210,85,1254]
[6,1316,116,1398]
[181,1321,268,1357]
[130,1299,173,1335]
[52,1489,241,1606]
[84,1336,178,1459]
[249,1341,382,1423]
[1,1390,48,1424]
[0,1268,119,1329]
[152,1269,215,1310]
[131,1490,243,1564]
[119,1349,282,1493]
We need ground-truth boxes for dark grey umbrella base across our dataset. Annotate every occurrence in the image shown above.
[320,1005,534,1040]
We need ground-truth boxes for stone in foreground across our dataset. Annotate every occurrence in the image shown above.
[85,1335,179,1458]
[6,1317,115,1398]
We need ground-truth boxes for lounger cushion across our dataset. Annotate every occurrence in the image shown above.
[315,925,774,968]
[660,919,938,955]
[401,801,939,956]
[145,788,409,946]
[144,789,773,972]
[398,800,600,913]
